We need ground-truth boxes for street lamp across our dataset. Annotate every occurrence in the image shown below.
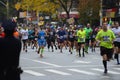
[0,0,9,19]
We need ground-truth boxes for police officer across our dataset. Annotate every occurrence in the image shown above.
[0,19,22,80]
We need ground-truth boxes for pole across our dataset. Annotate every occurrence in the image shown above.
[100,0,103,26]
[6,0,9,19]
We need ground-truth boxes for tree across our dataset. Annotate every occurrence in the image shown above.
[21,0,59,14]
[57,0,74,19]
[78,0,100,25]
[0,0,20,21]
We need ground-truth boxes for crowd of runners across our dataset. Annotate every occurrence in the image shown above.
[0,21,120,74]
[2,23,98,58]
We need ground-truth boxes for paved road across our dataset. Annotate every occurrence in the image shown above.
[20,46,120,80]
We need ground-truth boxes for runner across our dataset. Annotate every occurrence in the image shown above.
[74,26,79,56]
[84,23,93,53]
[57,27,66,53]
[90,26,98,52]
[112,22,120,65]
[20,27,29,52]
[68,27,75,54]
[77,25,86,57]
[49,26,57,52]
[96,22,116,73]
[28,27,35,49]
[33,27,39,51]
[37,28,46,58]
[64,27,68,50]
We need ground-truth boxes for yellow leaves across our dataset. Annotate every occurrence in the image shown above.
[21,0,60,14]
[15,2,21,10]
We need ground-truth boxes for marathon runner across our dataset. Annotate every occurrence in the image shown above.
[96,22,116,73]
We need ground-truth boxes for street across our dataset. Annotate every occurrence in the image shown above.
[20,47,120,80]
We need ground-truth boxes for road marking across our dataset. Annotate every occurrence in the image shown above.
[22,65,120,69]
[22,58,62,67]
[68,69,98,76]
[24,70,45,76]
[74,60,91,64]
[92,68,120,74]
[45,69,71,75]
[114,68,120,70]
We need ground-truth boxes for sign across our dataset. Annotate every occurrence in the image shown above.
[67,18,75,24]
[105,8,117,18]
[59,11,79,18]
[38,21,44,26]
[19,12,27,18]
[106,12,115,18]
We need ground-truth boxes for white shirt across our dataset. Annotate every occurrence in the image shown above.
[20,29,28,40]
[112,27,120,42]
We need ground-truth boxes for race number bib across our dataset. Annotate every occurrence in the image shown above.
[70,35,73,38]
[35,38,37,40]
[64,35,67,38]
[50,32,53,35]
[80,38,84,42]
[115,34,119,38]
[60,36,64,39]
[103,36,110,41]
[41,36,44,40]
[92,35,96,38]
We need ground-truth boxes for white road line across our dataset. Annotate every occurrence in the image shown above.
[24,70,45,76]
[45,69,71,75]
[68,69,98,76]
[92,68,120,74]
[22,58,62,67]
[74,60,91,64]
[114,68,120,70]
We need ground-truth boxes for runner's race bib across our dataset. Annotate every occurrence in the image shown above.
[103,36,110,42]
[50,32,53,35]
[35,38,37,40]
[41,36,44,40]
[115,34,120,38]
[70,35,73,38]
[60,36,64,39]
[64,35,67,38]
[92,35,96,38]
[80,38,84,42]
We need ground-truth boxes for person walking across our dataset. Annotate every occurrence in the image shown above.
[96,22,116,73]
[0,19,22,80]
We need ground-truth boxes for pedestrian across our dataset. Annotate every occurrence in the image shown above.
[95,22,116,73]
[0,19,22,80]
